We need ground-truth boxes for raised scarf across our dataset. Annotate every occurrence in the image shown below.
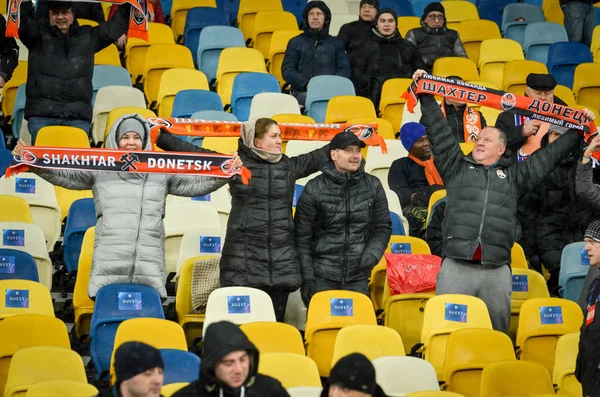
[440,99,482,143]
[407,153,444,186]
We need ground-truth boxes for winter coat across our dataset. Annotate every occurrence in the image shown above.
[281,1,350,93]
[32,115,229,298]
[426,199,446,257]
[155,131,329,289]
[442,102,488,142]
[172,321,289,397]
[351,29,424,107]
[404,20,467,73]
[336,17,373,60]
[71,2,105,23]
[388,157,430,209]
[295,160,391,284]
[576,276,600,397]
[0,17,19,83]
[420,94,581,267]
[19,0,129,122]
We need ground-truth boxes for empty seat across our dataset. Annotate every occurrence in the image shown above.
[92,65,132,103]
[249,93,300,119]
[480,360,556,397]
[478,38,525,88]
[379,78,412,133]
[477,1,511,30]
[91,86,146,144]
[432,57,480,81]
[252,10,298,58]
[142,44,195,106]
[573,63,600,111]
[457,19,502,66]
[325,96,376,123]
[380,0,415,16]
[398,16,421,38]
[0,249,38,283]
[259,353,321,389]
[555,84,576,106]
[502,60,548,94]
[176,228,227,273]
[25,381,98,397]
[238,0,284,43]
[240,321,305,355]
[328,14,357,36]
[502,3,546,47]
[231,72,280,121]
[0,195,32,223]
[372,356,440,396]
[171,0,217,43]
[547,42,593,89]
[94,45,121,66]
[441,1,479,29]
[216,47,267,106]
[2,61,26,122]
[331,325,404,366]
[523,22,568,65]
[63,198,96,274]
[156,68,209,116]
[160,349,201,385]
[272,114,315,124]
[306,76,355,123]
[183,7,229,64]
[172,90,224,118]
[365,140,409,190]
[553,332,581,397]
[0,279,54,319]
[592,25,600,62]
[197,26,246,83]
[268,29,303,87]
[169,186,231,230]
[559,242,588,302]
[126,22,176,85]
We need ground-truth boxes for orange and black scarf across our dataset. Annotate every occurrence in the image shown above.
[440,99,482,143]
[407,153,444,186]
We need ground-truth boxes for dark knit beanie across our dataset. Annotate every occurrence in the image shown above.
[360,0,380,9]
[422,2,445,20]
[114,342,164,384]
[376,7,398,22]
[328,354,377,395]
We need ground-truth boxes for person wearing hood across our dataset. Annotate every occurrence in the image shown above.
[156,118,329,321]
[12,114,241,299]
[405,2,467,73]
[337,0,379,61]
[295,130,391,306]
[281,1,350,106]
[351,8,424,110]
[323,353,388,397]
[172,321,289,397]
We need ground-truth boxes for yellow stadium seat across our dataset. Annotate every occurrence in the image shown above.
[77,18,98,26]
[25,381,98,397]
[156,68,209,116]
[268,30,302,87]
[544,5,564,25]
[444,329,516,397]
[0,280,54,319]
[240,322,305,355]
[0,315,69,397]
[440,1,479,30]
[459,142,474,155]
[406,393,465,397]
[35,126,90,148]
[425,189,446,227]
[386,235,431,254]
[0,196,32,224]
[480,360,555,397]
[380,78,412,133]
[325,96,377,124]
[553,333,581,397]
[511,243,528,269]
[347,117,395,140]
[73,227,95,338]
[432,57,480,81]
[252,11,299,58]
[238,0,284,43]
[457,19,502,65]
[2,61,27,120]
[331,325,404,366]
[478,39,525,89]
[516,297,583,375]
[593,26,600,62]
[272,114,315,124]
[4,346,86,397]
[94,44,120,66]
[142,43,194,106]
[102,2,111,18]
[368,259,387,312]
[258,353,321,389]
[171,0,217,42]
[555,84,576,106]
[397,16,421,38]
[162,383,189,397]
[509,268,550,343]
[201,137,240,154]
[479,106,501,125]
[216,47,267,106]
[574,103,600,121]
[55,188,93,224]
[305,290,376,377]
[126,22,176,84]
[104,107,157,145]
[502,60,549,94]
[573,63,600,111]
[421,294,493,380]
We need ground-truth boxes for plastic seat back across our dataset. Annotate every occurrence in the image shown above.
[94,45,120,66]
[478,38,525,88]
[553,332,582,397]
[25,381,98,397]
[161,349,201,385]
[0,195,31,224]
[573,63,600,111]
[379,78,412,133]
[73,227,95,337]
[440,0,479,29]
[502,3,546,47]
[0,249,38,283]
[305,76,355,123]
[251,10,298,58]
[258,353,321,389]
[331,324,405,366]
[268,29,302,87]
[197,26,246,82]
[183,7,229,64]
[63,198,96,273]
[216,47,267,106]
[142,44,195,106]
[480,360,555,397]
[432,57,480,81]
[156,68,209,116]
[172,90,223,117]
[176,228,226,274]
[559,241,589,302]
[457,19,501,65]
[2,61,27,120]
[248,92,300,119]
[547,42,593,89]
[372,356,439,396]
[502,60,548,94]
[92,86,146,144]
[126,22,175,84]
[523,22,568,65]
[171,0,217,43]
[237,0,283,43]
[11,84,26,137]
[240,321,305,355]
[231,72,280,121]
[325,96,376,124]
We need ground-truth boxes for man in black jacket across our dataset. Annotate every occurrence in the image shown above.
[172,321,289,397]
[0,18,19,90]
[337,0,379,64]
[413,69,585,332]
[295,131,391,306]
[19,0,130,144]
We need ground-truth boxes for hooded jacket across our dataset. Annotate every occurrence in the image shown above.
[294,159,391,284]
[576,275,600,397]
[32,114,229,298]
[172,322,289,397]
[420,94,581,267]
[281,1,350,92]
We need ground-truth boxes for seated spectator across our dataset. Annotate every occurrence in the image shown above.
[337,0,379,60]
[322,353,387,397]
[440,76,487,142]
[19,0,131,144]
[295,131,391,306]
[388,122,443,237]
[172,321,289,397]
[351,8,424,108]
[405,2,467,73]
[281,1,350,106]
[113,342,164,397]
[110,0,166,51]
[72,2,105,23]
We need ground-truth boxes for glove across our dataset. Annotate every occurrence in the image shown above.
[412,189,429,208]
[301,281,316,308]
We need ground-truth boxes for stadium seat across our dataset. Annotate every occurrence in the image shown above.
[231,73,280,121]
[480,360,555,397]
[156,68,209,116]
[11,84,25,138]
[523,22,568,65]
[172,90,224,118]
[160,349,201,385]
[281,0,302,24]
[126,22,175,85]
[268,29,303,87]
[328,14,357,36]
[63,198,95,274]
[94,45,120,66]
[372,356,440,396]
[0,249,38,283]
[183,7,229,64]
[502,3,546,47]
[406,392,467,397]
[397,16,420,37]
[555,84,577,106]
[306,76,356,123]
[502,60,549,94]
[0,222,52,289]
[24,381,98,397]
[4,346,86,397]
[509,267,550,342]
[171,0,217,43]
[0,279,54,319]
[103,107,157,144]
[544,4,564,25]
[216,47,267,106]
[559,242,588,302]
[92,86,146,144]
[421,294,493,380]
[516,297,583,374]
[92,65,132,103]
[176,229,226,273]
[511,243,528,269]
[385,236,431,254]
[169,185,231,229]
[0,195,32,224]
[248,93,300,119]
[573,63,600,111]
[272,114,315,124]
[365,140,409,190]
[441,1,479,29]
[457,19,502,65]
[251,11,298,58]
[259,353,320,389]
[240,321,305,355]
[35,125,90,148]
[479,38,525,88]
[283,140,325,185]
[238,0,284,43]
[287,387,323,397]
[444,328,516,397]
[553,332,581,397]
[162,383,189,397]
[325,96,377,123]
[197,26,246,83]
[426,189,447,227]
[73,227,95,338]
[89,284,165,380]
[477,1,510,29]
[216,0,240,23]
[331,325,404,366]
[189,111,238,145]
[547,42,592,89]
[592,25,600,61]
[305,290,376,377]
[432,57,480,81]
[379,78,412,133]
[2,61,26,121]
[0,314,69,396]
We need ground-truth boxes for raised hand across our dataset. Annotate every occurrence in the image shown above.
[11,139,25,157]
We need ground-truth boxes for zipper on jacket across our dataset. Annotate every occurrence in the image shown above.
[129,175,147,282]
[342,175,350,284]
[268,165,273,286]
[475,169,491,261]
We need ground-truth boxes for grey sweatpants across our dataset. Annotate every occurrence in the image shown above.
[436,258,512,333]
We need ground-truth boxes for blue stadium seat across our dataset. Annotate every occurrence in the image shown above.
[595,7,600,27]
[559,242,589,302]
[306,75,356,123]
[293,184,304,207]
[188,110,239,147]
[63,198,96,274]
[0,249,39,282]
[380,0,415,16]
[231,73,280,121]
[502,4,545,48]
[411,0,432,17]
[282,0,304,25]
[11,84,25,137]
[478,0,514,28]
[92,65,132,104]
[89,284,164,380]
[197,26,246,83]
[521,0,542,7]
[0,132,4,149]
[216,0,240,25]
[184,7,230,66]
[547,42,592,89]
[0,149,11,176]
[160,349,201,385]
[524,22,568,65]
[172,89,224,118]
[162,0,173,19]
[391,212,406,235]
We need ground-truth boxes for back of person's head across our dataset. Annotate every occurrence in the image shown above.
[114,342,164,397]
[323,353,386,397]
